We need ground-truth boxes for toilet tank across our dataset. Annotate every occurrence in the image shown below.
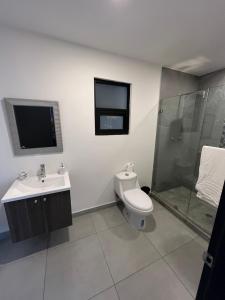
[114,171,139,201]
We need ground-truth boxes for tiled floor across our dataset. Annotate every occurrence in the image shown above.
[0,199,208,300]
[156,186,216,234]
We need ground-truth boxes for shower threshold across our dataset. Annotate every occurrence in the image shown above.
[151,190,212,241]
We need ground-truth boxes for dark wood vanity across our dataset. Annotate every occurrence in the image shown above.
[4,191,72,242]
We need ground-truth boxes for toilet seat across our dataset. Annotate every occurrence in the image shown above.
[123,188,153,213]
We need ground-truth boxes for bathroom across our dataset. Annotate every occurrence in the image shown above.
[0,1,225,300]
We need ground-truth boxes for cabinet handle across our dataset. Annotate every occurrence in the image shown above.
[34,199,38,204]
[43,197,47,202]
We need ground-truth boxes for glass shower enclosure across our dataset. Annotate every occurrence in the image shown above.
[152,85,225,237]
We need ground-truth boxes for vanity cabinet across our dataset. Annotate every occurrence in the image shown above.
[4,191,72,242]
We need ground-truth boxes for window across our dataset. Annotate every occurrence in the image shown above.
[94,78,130,135]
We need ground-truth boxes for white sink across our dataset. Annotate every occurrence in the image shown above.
[1,172,71,203]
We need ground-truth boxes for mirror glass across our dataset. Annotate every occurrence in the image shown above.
[14,105,57,149]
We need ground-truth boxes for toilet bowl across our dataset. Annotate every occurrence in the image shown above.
[114,171,153,230]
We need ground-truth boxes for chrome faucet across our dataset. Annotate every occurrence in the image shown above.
[39,164,46,180]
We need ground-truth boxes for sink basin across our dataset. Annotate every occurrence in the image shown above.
[19,176,65,190]
[1,172,71,203]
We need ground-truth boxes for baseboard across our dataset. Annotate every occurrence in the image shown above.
[72,201,117,217]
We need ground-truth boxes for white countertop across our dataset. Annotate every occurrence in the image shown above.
[1,172,71,203]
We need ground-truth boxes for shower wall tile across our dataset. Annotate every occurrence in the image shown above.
[159,96,180,127]
[160,67,199,99]
[200,68,225,90]
[200,86,225,148]
[219,122,225,147]
[154,127,179,191]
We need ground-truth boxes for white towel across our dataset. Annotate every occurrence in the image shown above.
[196,146,225,207]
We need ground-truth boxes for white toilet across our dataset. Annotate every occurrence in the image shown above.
[114,168,153,230]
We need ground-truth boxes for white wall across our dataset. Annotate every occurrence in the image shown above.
[0,27,161,233]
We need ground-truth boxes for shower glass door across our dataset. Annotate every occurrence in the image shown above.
[187,85,225,234]
[152,91,206,215]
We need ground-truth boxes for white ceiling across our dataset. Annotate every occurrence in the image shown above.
[0,0,225,76]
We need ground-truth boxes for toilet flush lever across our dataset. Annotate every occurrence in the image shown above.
[125,162,134,173]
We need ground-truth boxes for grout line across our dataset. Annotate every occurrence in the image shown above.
[89,205,126,232]
[142,232,163,258]
[95,232,121,300]
[143,230,197,259]
[160,234,205,259]
[161,237,196,258]
[193,235,209,250]
[47,232,98,253]
[114,283,121,300]
[114,284,121,300]
[114,256,163,286]
[91,220,126,234]
[87,285,115,300]
[162,256,195,299]
[42,234,50,300]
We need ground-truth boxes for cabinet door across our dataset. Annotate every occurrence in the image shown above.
[26,197,46,236]
[4,197,46,242]
[45,191,72,232]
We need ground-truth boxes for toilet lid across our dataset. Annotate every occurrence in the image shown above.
[123,189,153,211]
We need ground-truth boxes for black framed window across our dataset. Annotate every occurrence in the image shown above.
[94,78,130,135]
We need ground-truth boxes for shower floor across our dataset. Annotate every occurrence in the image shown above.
[156,186,216,234]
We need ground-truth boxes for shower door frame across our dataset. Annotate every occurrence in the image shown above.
[151,89,211,238]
